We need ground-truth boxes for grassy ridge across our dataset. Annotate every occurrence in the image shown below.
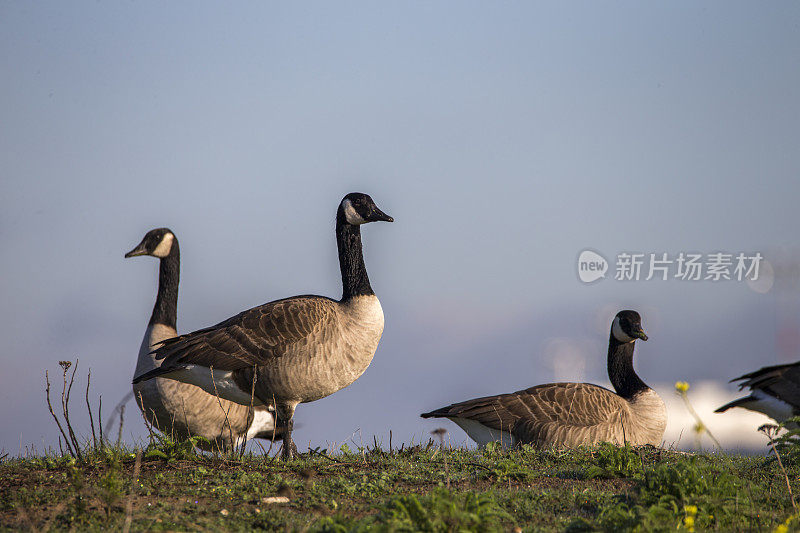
[1,440,798,532]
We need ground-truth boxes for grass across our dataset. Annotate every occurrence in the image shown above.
[2,440,799,532]
[7,364,796,531]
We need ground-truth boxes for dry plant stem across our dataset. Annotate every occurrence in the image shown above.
[255,439,268,457]
[45,370,76,458]
[490,404,505,450]
[761,425,797,511]
[242,365,258,456]
[60,366,68,427]
[136,392,156,445]
[98,395,104,447]
[443,442,450,490]
[117,404,126,447]
[103,391,134,436]
[61,361,83,459]
[179,398,200,453]
[359,429,368,465]
[209,366,236,454]
[85,369,97,450]
[64,361,81,453]
[169,411,176,443]
[679,390,722,450]
[269,392,278,457]
[635,446,650,484]
[432,429,450,490]
[309,447,347,465]
[122,449,142,533]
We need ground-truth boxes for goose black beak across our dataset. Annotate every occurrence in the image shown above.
[370,207,394,223]
[633,328,648,341]
[125,245,148,258]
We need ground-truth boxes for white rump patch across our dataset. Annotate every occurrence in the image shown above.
[152,232,174,258]
[747,390,795,423]
[342,199,366,225]
[245,407,277,440]
[161,365,265,407]
[612,316,634,343]
[451,418,516,450]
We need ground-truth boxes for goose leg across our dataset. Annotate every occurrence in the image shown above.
[277,403,297,460]
[280,419,296,459]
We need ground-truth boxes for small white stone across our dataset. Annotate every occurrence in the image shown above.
[262,496,290,504]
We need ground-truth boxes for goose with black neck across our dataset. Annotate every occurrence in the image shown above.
[421,310,667,448]
[126,228,282,450]
[133,193,393,459]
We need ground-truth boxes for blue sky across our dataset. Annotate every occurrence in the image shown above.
[1,2,799,454]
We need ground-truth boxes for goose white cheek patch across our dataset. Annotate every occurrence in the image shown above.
[612,317,635,343]
[152,233,174,258]
[342,199,366,225]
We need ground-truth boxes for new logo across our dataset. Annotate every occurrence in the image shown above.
[577,250,608,283]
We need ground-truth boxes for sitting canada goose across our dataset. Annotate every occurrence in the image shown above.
[421,310,666,448]
[715,362,800,426]
[133,193,393,458]
[126,228,281,450]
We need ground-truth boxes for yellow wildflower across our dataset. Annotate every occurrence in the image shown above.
[675,381,690,393]
[683,504,697,532]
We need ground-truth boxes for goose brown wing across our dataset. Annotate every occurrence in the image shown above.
[152,296,338,372]
[424,383,630,442]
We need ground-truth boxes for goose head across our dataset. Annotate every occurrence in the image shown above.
[125,228,176,259]
[338,193,394,226]
[611,310,648,343]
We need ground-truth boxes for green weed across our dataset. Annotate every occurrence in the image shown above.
[586,443,642,479]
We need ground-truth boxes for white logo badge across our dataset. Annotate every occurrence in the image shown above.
[577,250,608,283]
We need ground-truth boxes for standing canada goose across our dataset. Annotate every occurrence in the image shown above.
[133,193,393,458]
[126,228,281,450]
[421,310,666,448]
[715,362,800,426]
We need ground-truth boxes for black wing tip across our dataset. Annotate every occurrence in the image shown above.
[420,408,450,419]
[132,370,154,385]
[132,365,177,385]
[147,340,173,360]
[714,396,753,413]
[729,361,800,384]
